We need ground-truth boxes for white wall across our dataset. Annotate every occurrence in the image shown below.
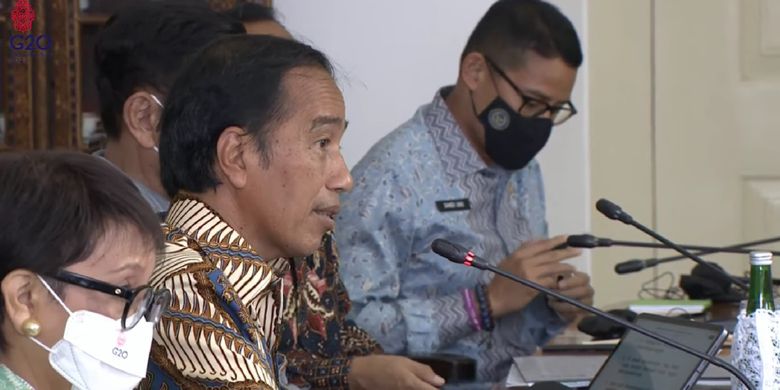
[588,0,655,307]
[275,0,591,272]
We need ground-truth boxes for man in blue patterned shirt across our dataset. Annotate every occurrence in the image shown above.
[336,0,595,384]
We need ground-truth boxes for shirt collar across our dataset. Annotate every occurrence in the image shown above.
[164,195,289,352]
[425,86,489,181]
[93,149,170,214]
[166,194,258,259]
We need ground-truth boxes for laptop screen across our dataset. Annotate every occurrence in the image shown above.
[589,313,727,390]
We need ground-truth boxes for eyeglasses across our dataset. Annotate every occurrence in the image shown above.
[484,56,577,125]
[52,270,171,330]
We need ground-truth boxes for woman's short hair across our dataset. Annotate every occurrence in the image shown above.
[0,151,163,349]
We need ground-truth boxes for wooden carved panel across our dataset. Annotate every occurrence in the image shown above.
[49,0,79,149]
[3,14,34,149]
[0,15,4,149]
[0,0,274,152]
[2,0,55,150]
[32,0,47,148]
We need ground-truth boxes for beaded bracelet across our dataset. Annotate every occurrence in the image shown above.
[462,288,482,332]
[474,284,495,331]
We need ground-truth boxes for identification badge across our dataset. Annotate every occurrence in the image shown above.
[436,198,471,212]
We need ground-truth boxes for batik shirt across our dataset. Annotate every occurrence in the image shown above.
[140,196,287,389]
[336,87,567,383]
[278,232,382,389]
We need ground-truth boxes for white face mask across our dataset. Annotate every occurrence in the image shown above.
[30,276,154,390]
[150,94,164,154]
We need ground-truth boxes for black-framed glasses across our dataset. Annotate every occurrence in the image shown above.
[484,56,577,125]
[52,270,171,330]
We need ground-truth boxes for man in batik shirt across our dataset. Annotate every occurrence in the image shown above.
[277,232,382,389]
[142,32,445,390]
[139,33,348,389]
[220,5,447,390]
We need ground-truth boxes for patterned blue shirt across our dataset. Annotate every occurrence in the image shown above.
[336,87,566,383]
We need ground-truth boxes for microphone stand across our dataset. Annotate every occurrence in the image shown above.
[596,199,749,291]
[568,234,780,255]
[626,235,780,271]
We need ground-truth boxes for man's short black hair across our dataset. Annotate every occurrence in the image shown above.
[159,35,333,198]
[0,151,163,350]
[95,1,245,140]
[224,2,276,23]
[462,0,582,69]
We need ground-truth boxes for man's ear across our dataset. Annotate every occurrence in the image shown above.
[215,126,254,189]
[1,269,43,337]
[123,91,163,149]
[461,52,489,92]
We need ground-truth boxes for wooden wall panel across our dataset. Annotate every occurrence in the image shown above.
[1,0,273,151]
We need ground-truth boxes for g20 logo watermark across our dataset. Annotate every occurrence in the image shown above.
[8,0,50,62]
[10,34,50,51]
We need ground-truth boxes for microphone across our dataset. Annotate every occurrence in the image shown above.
[431,239,754,390]
[567,234,780,255]
[614,258,660,274]
[614,235,780,274]
[595,199,749,290]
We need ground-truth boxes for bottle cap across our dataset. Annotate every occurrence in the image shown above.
[750,251,773,265]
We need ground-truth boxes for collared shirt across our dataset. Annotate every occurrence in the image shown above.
[132,178,170,216]
[139,196,286,390]
[92,149,169,215]
[336,87,566,383]
[278,232,382,389]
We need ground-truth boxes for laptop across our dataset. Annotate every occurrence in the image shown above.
[512,313,728,389]
[589,313,728,389]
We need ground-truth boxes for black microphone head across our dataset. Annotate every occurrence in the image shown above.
[567,234,600,248]
[596,198,633,224]
[614,259,647,274]
[432,239,468,264]
[433,239,488,269]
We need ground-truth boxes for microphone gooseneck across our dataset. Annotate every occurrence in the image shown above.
[615,235,780,274]
[595,198,749,290]
[567,234,780,255]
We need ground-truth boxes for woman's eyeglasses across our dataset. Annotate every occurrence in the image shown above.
[52,270,171,330]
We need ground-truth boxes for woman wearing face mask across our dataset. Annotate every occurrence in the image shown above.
[0,151,171,390]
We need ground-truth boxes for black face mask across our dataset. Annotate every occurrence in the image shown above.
[474,95,553,171]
